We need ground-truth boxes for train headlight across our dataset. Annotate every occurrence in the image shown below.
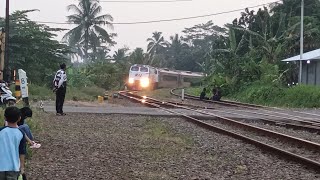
[129,78,134,84]
[140,78,149,88]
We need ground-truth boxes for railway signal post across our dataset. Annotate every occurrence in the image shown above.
[181,89,185,101]
[18,69,29,106]
[4,0,10,82]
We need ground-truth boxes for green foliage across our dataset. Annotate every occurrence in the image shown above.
[185,87,207,97]
[230,84,320,108]
[67,68,94,88]
[63,0,115,63]
[86,62,126,90]
[0,10,71,84]
[28,84,55,101]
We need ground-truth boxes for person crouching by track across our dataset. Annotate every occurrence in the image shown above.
[53,63,67,116]
[200,88,209,100]
[0,107,26,179]
[212,86,222,101]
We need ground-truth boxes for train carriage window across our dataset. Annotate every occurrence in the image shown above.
[163,75,178,81]
[184,77,201,86]
[140,67,149,72]
[131,66,139,71]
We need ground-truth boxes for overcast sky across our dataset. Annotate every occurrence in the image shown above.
[1,0,277,53]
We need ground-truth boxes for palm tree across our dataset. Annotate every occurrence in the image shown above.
[147,32,168,55]
[166,34,189,68]
[113,48,128,62]
[129,48,148,65]
[146,32,169,66]
[63,0,114,63]
[169,34,189,54]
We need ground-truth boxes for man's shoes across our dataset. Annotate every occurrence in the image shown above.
[56,113,66,116]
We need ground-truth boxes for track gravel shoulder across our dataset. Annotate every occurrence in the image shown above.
[27,113,319,180]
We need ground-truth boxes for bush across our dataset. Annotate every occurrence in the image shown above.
[229,83,320,108]
[281,85,320,108]
[28,84,55,101]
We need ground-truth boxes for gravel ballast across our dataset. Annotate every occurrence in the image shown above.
[27,113,319,179]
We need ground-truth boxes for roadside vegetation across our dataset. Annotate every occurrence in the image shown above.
[187,84,320,108]
[28,84,105,102]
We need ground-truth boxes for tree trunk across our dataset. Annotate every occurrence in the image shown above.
[84,26,89,63]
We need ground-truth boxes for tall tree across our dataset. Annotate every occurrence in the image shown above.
[166,34,189,68]
[113,48,128,62]
[129,48,146,65]
[0,10,71,84]
[63,0,114,63]
[146,32,169,65]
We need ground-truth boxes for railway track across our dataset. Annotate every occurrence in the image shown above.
[118,91,320,172]
[170,88,320,133]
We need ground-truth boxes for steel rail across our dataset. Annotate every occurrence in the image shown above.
[171,88,320,126]
[118,91,320,171]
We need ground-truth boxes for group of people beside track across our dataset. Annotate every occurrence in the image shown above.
[200,87,222,101]
[0,107,40,179]
[0,63,68,180]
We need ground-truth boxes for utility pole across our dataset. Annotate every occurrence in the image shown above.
[299,0,304,84]
[4,0,10,82]
[0,28,4,80]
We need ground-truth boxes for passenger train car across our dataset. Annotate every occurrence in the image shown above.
[127,64,204,90]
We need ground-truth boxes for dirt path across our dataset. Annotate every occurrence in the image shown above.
[27,113,319,180]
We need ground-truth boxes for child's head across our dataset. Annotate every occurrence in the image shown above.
[5,107,21,123]
[18,107,32,126]
[21,107,32,119]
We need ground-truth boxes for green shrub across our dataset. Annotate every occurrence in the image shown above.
[28,84,55,101]
[229,83,320,108]
[281,85,320,108]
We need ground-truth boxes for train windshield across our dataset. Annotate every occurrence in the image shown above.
[131,66,139,71]
[140,67,149,72]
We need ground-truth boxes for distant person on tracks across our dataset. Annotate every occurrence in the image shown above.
[212,86,222,101]
[53,63,67,116]
[0,107,26,179]
[200,88,208,100]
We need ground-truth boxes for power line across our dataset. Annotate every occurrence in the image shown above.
[34,0,282,25]
[100,0,192,2]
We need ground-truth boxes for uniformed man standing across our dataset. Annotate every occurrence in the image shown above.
[53,63,67,116]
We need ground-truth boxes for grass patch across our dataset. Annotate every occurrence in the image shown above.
[141,118,194,159]
[28,84,105,102]
[229,84,320,108]
[28,84,55,101]
[185,86,214,97]
[0,107,42,160]
[66,86,105,101]
[187,84,320,108]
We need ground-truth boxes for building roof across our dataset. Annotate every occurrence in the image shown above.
[281,48,320,62]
